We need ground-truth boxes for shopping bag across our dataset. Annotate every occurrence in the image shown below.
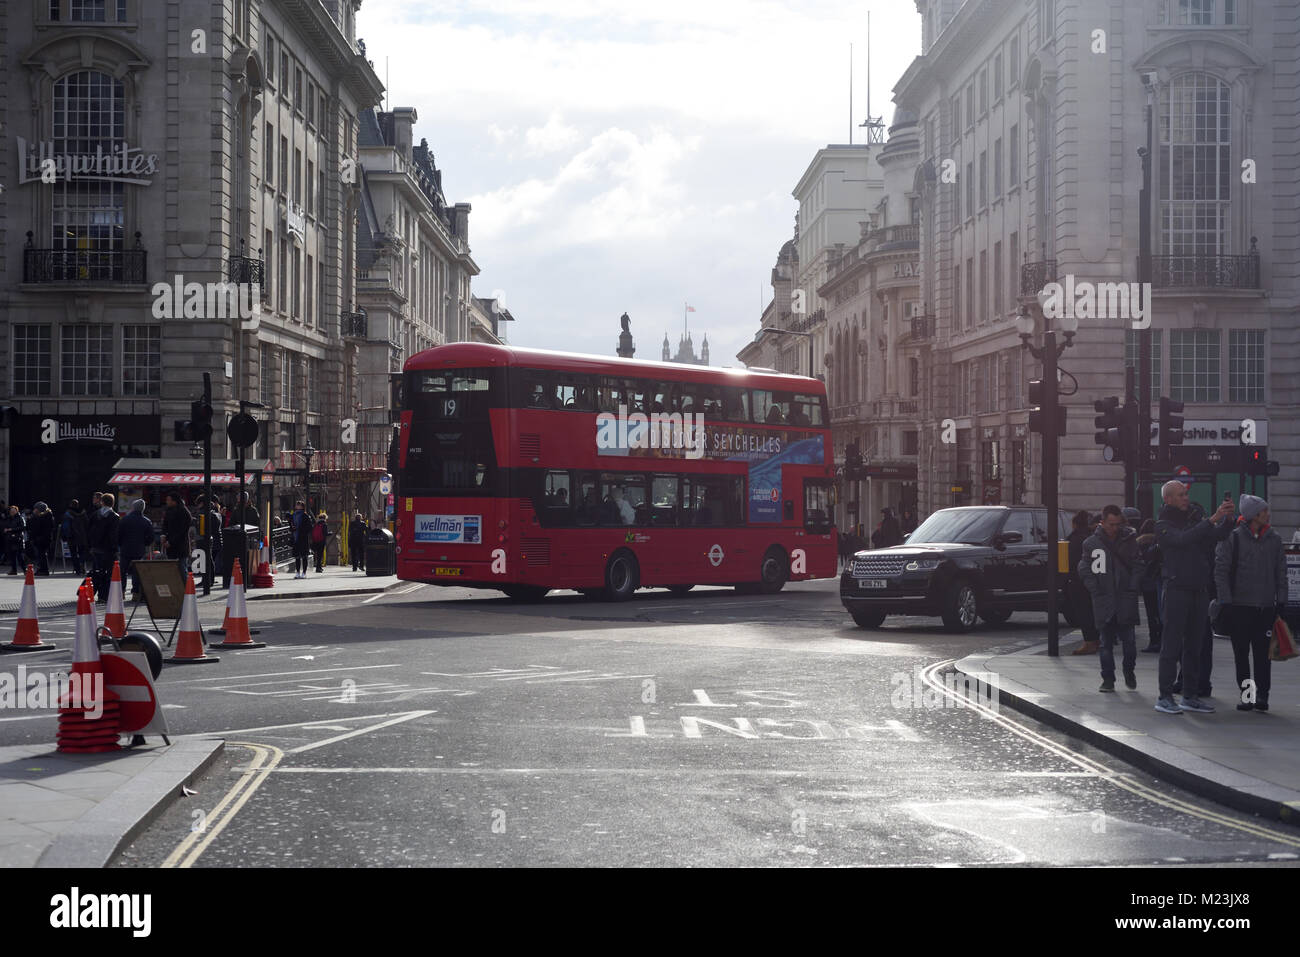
[1269,617,1298,662]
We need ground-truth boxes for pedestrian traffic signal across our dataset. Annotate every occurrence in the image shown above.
[1027,379,1067,436]
[1158,396,1184,448]
[1093,396,1123,456]
[844,443,863,478]
[191,399,214,442]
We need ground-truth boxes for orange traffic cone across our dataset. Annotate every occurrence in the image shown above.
[103,561,126,640]
[251,540,275,588]
[166,572,220,664]
[57,587,121,753]
[2,566,53,651]
[212,560,267,649]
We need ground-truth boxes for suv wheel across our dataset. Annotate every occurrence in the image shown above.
[941,581,979,632]
[851,609,887,629]
[603,551,640,602]
[979,609,1012,625]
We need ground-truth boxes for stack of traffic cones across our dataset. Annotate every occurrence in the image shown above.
[251,541,275,589]
[210,560,266,649]
[166,573,220,664]
[2,566,53,652]
[103,561,126,640]
[57,587,121,753]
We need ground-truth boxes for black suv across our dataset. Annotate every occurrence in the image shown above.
[840,506,1073,632]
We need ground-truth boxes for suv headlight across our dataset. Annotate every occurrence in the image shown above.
[905,559,941,571]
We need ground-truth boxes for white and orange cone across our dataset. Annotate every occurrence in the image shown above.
[251,540,275,588]
[211,560,266,648]
[103,561,126,640]
[56,587,121,753]
[166,572,220,664]
[2,565,53,652]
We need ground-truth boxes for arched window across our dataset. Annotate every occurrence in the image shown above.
[1160,72,1231,258]
[850,327,859,402]
[50,71,126,275]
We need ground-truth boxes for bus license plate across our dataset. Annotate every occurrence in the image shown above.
[434,567,462,577]
[858,579,887,589]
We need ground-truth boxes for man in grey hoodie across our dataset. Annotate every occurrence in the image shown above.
[1212,495,1288,712]
[1079,505,1145,692]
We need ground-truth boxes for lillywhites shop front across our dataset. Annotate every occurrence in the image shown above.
[7,414,159,511]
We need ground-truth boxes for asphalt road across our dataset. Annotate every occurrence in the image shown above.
[7,580,1300,866]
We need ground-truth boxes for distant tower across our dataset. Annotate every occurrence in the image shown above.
[701,334,710,364]
[662,333,670,361]
[616,312,635,358]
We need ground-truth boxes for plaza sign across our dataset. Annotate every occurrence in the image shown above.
[16,136,159,186]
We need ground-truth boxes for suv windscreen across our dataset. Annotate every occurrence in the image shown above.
[906,509,1003,546]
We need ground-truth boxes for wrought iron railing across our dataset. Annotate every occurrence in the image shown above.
[23,246,147,284]
[228,254,265,286]
[341,311,368,339]
[1148,249,1260,290]
[1020,259,1057,297]
[908,315,936,341]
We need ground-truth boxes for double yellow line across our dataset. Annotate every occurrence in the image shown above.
[162,742,283,868]
[922,660,1300,848]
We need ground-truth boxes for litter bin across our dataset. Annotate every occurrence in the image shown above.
[221,526,257,585]
[365,527,396,576]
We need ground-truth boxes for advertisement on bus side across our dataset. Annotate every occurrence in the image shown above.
[414,514,482,544]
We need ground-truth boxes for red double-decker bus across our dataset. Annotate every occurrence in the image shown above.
[394,343,837,600]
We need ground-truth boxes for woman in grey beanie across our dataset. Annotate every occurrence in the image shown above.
[1212,495,1288,711]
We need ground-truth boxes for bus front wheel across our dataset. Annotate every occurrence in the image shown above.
[757,547,789,595]
[603,551,640,602]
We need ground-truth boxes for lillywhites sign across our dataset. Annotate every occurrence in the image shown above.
[41,419,115,444]
[17,137,159,186]
[414,514,481,544]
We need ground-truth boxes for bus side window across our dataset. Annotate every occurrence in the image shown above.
[721,388,747,422]
[597,378,621,413]
[651,475,678,526]
[576,474,601,526]
[542,470,571,510]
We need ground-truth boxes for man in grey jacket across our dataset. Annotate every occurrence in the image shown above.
[1079,505,1145,692]
[1153,480,1234,714]
[1212,495,1288,712]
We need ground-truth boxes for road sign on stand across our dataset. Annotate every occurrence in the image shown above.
[380,474,392,495]
[102,651,168,737]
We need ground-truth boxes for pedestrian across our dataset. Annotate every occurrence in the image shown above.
[1212,495,1288,712]
[62,499,89,576]
[1123,507,1142,530]
[901,508,918,536]
[1066,510,1100,655]
[1184,496,1231,699]
[234,491,260,528]
[311,513,331,573]
[1079,505,1144,692]
[160,492,193,576]
[291,500,311,579]
[349,512,368,572]
[1153,480,1234,714]
[118,499,154,598]
[874,508,903,548]
[87,493,121,601]
[1136,518,1163,653]
[3,505,27,575]
[194,494,224,586]
[26,502,54,577]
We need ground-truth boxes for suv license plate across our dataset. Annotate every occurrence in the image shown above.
[858,579,887,589]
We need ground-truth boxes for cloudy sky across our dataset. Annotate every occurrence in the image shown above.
[356,0,922,365]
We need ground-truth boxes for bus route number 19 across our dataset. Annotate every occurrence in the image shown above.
[442,398,460,418]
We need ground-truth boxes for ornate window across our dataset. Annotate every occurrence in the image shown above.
[51,72,126,267]
[1160,73,1231,256]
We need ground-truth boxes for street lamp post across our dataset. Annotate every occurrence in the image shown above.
[756,326,816,379]
[1137,78,1156,518]
[298,438,317,518]
[1018,296,1078,657]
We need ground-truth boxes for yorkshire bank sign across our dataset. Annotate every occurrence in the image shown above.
[16,136,159,186]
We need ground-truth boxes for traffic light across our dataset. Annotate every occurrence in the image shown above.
[1158,396,1185,461]
[192,398,214,441]
[1028,379,1067,436]
[1246,449,1279,477]
[1093,396,1123,459]
[845,443,863,479]
[174,419,195,442]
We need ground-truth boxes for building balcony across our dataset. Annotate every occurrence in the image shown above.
[907,314,936,342]
[341,310,368,339]
[23,232,147,285]
[864,223,919,253]
[831,402,864,424]
[1020,259,1057,297]
[228,253,264,287]
[1148,240,1261,291]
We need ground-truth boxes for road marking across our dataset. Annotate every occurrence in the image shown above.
[162,742,283,868]
[920,660,1300,848]
[287,709,436,753]
[362,584,423,604]
[165,664,401,684]
[180,709,435,737]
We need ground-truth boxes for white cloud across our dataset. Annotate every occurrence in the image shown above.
[523,114,582,155]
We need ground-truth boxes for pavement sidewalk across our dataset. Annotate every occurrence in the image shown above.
[0,738,224,867]
[957,632,1300,823]
[0,565,403,613]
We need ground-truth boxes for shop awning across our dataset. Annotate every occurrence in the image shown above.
[108,458,273,486]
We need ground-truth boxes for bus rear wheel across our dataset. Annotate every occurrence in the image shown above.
[757,547,789,595]
[501,585,549,603]
[603,551,640,602]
